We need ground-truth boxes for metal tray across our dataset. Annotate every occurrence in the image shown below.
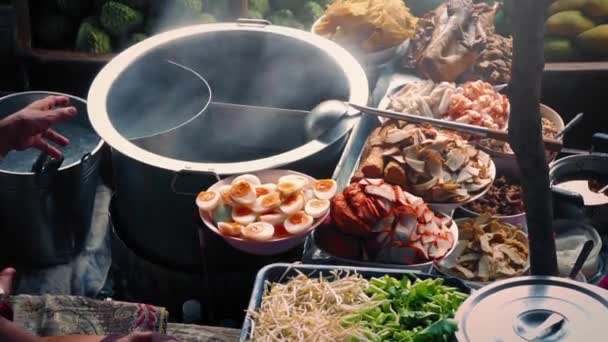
[239,263,471,341]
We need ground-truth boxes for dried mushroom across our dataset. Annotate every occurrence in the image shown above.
[355,123,493,203]
[403,0,512,84]
[439,214,529,282]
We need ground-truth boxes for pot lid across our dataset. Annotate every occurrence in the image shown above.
[456,276,608,341]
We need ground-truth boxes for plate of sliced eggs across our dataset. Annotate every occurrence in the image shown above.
[197,169,338,255]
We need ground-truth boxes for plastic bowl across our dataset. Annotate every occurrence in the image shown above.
[478,104,565,179]
[554,220,602,280]
[200,169,329,256]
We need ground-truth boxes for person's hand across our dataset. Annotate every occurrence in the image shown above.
[0,268,16,321]
[0,267,15,296]
[0,96,77,158]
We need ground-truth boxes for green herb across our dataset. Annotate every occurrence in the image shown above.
[343,275,468,341]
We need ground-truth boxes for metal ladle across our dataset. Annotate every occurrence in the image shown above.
[306,100,564,152]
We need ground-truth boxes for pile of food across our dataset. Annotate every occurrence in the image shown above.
[447,80,510,129]
[331,178,455,264]
[479,116,559,153]
[196,174,337,241]
[354,122,494,203]
[403,0,512,84]
[312,0,418,52]
[32,0,219,54]
[544,0,608,61]
[387,80,509,130]
[464,176,524,217]
[249,271,468,341]
[247,0,327,30]
[439,214,529,282]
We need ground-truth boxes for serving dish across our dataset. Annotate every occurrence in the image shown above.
[478,104,565,178]
[240,263,471,341]
[200,169,330,255]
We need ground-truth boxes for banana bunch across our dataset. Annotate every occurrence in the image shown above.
[545,0,608,61]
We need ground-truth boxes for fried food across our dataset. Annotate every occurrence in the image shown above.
[313,0,418,52]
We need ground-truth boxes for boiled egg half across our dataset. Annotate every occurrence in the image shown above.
[242,222,275,241]
[313,179,337,200]
[284,211,314,234]
[305,199,330,218]
[196,190,220,211]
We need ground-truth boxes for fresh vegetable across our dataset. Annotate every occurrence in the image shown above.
[75,19,112,53]
[100,1,144,35]
[250,271,468,341]
[297,1,324,25]
[343,275,467,341]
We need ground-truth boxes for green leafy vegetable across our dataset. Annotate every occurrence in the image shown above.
[343,275,467,342]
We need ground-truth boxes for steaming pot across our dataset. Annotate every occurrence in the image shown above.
[88,21,369,269]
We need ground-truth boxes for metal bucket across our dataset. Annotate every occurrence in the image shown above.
[88,21,369,269]
[0,92,104,266]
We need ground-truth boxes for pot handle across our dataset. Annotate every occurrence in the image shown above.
[171,168,222,196]
[591,133,608,154]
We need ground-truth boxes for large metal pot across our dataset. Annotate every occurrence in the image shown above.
[88,21,369,269]
[0,92,104,266]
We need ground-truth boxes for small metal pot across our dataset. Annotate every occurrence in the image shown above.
[550,134,608,235]
[0,92,104,266]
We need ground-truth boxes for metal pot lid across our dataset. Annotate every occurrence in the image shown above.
[456,276,608,342]
[87,22,368,175]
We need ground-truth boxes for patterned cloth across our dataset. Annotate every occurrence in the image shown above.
[9,295,168,337]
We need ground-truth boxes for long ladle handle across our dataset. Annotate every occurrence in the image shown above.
[485,129,563,153]
[568,240,594,279]
[348,103,563,152]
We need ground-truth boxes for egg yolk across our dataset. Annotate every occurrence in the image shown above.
[283,193,300,206]
[309,199,326,208]
[315,180,334,192]
[262,192,281,208]
[256,188,270,197]
[231,181,252,198]
[278,182,296,193]
[289,212,306,224]
[235,207,253,216]
[198,191,216,202]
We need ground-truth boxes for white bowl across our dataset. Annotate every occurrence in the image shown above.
[478,104,565,179]
[200,169,329,256]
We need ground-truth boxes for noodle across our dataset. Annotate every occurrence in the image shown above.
[249,271,375,342]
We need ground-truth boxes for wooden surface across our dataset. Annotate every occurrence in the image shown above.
[167,324,241,341]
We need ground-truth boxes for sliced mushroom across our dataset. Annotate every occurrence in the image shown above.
[445,149,468,172]
[384,128,410,144]
[412,176,439,193]
[406,157,426,174]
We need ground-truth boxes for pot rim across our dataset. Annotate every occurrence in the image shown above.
[0,91,105,176]
[88,23,369,175]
